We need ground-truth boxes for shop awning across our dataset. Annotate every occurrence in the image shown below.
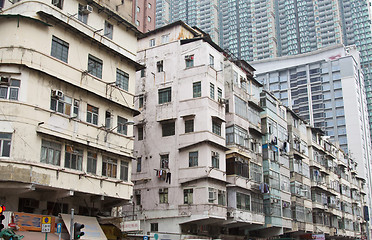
[61,214,107,240]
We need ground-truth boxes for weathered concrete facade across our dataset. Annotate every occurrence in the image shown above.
[0,0,141,217]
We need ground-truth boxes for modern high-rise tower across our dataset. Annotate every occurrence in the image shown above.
[155,0,220,43]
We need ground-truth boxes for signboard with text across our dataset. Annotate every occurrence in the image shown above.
[14,212,55,232]
[121,220,140,232]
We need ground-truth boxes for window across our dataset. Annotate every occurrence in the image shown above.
[116,69,129,91]
[102,156,117,178]
[138,95,144,108]
[189,151,198,167]
[0,78,20,100]
[184,189,193,204]
[40,140,61,165]
[218,190,226,205]
[78,4,88,24]
[157,60,163,72]
[210,83,215,99]
[104,22,113,39]
[150,223,158,232]
[50,92,71,115]
[105,111,112,129]
[159,188,168,203]
[217,88,222,101]
[138,126,144,140]
[236,192,250,210]
[211,152,219,168]
[140,69,146,78]
[51,36,69,63]
[158,87,171,104]
[135,191,141,205]
[212,120,221,136]
[117,116,128,135]
[52,0,63,9]
[120,161,129,181]
[86,104,98,125]
[136,20,140,26]
[87,152,97,174]
[73,100,79,118]
[161,34,169,44]
[185,119,194,133]
[193,82,201,98]
[147,16,151,22]
[149,39,155,47]
[209,54,214,68]
[185,55,194,68]
[209,188,217,203]
[64,145,83,170]
[160,154,169,169]
[136,157,142,172]
[234,96,248,119]
[136,6,140,12]
[162,122,175,137]
[148,3,151,8]
[88,54,103,79]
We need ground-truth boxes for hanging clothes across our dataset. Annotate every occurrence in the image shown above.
[166,172,171,184]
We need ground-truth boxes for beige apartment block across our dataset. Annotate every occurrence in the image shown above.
[0,0,142,231]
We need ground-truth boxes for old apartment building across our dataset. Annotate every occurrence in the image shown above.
[129,21,369,240]
[0,0,142,237]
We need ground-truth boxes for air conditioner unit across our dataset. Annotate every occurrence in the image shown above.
[82,5,93,14]
[218,98,228,105]
[0,77,10,85]
[51,90,64,99]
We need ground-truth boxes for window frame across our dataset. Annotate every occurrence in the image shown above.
[193,81,201,98]
[209,54,214,68]
[64,145,83,170]
[86,104,99,125]
[159,188,168,203]
[87,151,97,174]
[40,139,61,166]
[78,4,88,23]
[211,152,219,169]
[185,55,194,68]
[210,83,215,99]
[212,120,221,136]
[184,188,193,204]
[104,21,113,39]
[51,36,69,63]
[137,126,144,140]
[0,79,20,100]
[189,151,198,167]
[161,122,175,137]
[116,69,129,91]
[117,116,128,135]
[185,119,194,133]
[158,87,171,104]
[87,54,103,79]
[120,160,129,181]
[160,154,169,169]
[102,156,117,178]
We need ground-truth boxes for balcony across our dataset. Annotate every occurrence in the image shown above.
[178,204,227,224]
